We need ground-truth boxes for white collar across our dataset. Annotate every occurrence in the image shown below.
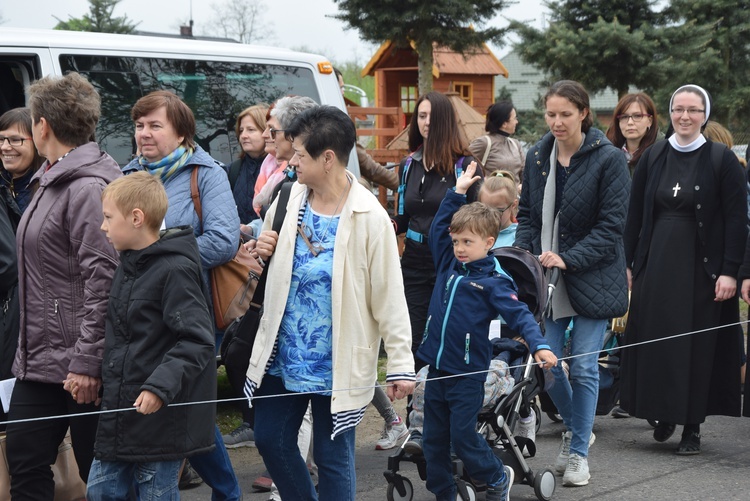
[668,134,706,153]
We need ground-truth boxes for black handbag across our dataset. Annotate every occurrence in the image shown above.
[220,181,293,382]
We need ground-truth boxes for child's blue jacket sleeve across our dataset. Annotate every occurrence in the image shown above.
[429,189,465,271]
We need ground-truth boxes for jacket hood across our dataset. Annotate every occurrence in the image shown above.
[119,226,201,274]
[123,145,222,175]
[32,142,121,188]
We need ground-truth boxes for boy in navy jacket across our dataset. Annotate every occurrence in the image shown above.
[416,162,557,501]
[80,172,216,500]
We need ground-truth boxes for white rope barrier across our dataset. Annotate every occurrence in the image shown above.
[0,319,747,426]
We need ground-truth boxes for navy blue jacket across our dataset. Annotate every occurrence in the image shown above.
[515,128,630,319]
[416,190,549,381]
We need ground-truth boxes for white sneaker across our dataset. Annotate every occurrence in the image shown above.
[516,413,536,457]
[375,418,408,450]
[562,453,590,486]
[554,431,571,473]
[555,431,594,473]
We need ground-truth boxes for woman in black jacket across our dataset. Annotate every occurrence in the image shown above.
[392,91,482,368]
[515,80,629,488]
[621,84,747,455]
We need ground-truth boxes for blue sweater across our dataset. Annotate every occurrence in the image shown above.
[416,190,549,381]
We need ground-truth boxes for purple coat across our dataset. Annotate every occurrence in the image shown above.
[13,142,121,383]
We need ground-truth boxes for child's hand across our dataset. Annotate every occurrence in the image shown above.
[455,161,481,195]
[534,349,558,369]
[134,390,163,415]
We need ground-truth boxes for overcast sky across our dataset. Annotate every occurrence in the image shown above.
[1,0,548,63]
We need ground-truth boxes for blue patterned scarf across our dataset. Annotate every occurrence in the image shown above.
[138,146,193,181]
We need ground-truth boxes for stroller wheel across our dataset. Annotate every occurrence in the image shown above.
[533,402,542,433]
[533,468,556,501]
[648,419,658,428]
[455,482,477,501]
[386,477,413,501]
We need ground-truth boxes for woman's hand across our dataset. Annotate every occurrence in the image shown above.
[255,230,279,260]
[455,161,481,195]
[741,279,750,304]
[63,373,102,406]
[534,349,558,369]
[539,251,567,270]
[386,380,415,401]
[714,275,736,302]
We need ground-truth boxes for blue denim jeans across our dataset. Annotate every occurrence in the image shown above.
[254,375,356,501]
[545,316,607,457]
[87,458,181,500]
[423,368,504,499]
[189,425,242,501]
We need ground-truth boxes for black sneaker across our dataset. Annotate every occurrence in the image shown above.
[403,430,423,455]
[178,461,204,490]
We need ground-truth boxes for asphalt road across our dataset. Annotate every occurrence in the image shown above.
[180,399,750,500]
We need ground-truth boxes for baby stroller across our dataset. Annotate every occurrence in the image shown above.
[383,247,557,501]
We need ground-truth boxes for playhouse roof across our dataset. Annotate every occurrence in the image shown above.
[362,40,508,79]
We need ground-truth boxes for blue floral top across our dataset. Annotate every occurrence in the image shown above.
[268,202,339,394]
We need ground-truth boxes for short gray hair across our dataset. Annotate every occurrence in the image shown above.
[271,96,318,129]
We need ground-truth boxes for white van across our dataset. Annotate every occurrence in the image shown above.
[0,27,359,175]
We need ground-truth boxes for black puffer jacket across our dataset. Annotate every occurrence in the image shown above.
[515,128,630,319]
[94,227,216,462]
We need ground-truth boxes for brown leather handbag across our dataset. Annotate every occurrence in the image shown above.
[190,166,263,330]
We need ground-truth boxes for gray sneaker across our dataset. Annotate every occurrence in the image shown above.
[222,422,255,448]
[562,453,590,486]
[555,431,595,474]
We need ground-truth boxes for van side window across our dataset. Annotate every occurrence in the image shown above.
[59,55,320,166]
[0,57,40,116]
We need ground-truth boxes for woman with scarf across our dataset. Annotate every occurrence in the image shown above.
[123,90,242,500]
[621,85,746,455]
[514,80,630,487]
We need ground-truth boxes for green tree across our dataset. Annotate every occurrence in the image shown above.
[662,0,750,127]
[511,0,668,99]
[54,0,138,34]
[333,0,511,95]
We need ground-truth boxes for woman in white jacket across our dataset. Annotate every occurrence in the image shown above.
[245,106,415,500]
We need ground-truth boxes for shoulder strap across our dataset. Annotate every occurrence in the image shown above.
[397,155,414,215]
[708,140,724,180]
[228,159,242,190]
[481,136,492,166]
[455,156,465,179]
[250,181,293,305]
[190,166,203,233]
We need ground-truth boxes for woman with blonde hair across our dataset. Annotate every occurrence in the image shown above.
[228,103,268,227]
[479,170,518,248]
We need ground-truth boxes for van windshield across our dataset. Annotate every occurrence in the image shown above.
[59,55,320,166]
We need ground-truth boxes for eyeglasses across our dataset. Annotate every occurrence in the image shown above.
[671,108,705,117]
[269,127,287,139]
[617,113,651,123]
[0,136,32,147]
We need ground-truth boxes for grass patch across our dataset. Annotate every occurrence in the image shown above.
[216,365,242,435]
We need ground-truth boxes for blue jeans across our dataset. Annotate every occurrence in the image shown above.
[254,375,356,501]
[545,316,607,457]
[87,458,181,500]
[189,425,242,501]
[423,369,504,499]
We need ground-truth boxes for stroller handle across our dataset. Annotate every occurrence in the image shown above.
[544,267,561,317]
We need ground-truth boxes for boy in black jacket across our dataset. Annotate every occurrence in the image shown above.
[417,162,557,501]
[82,172,216,500]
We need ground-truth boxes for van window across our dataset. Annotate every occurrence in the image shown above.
[0,56,40,116]
[59,55,320,166]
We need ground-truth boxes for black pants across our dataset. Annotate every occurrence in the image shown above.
[403,266,436,373]
[6,379,99,501]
